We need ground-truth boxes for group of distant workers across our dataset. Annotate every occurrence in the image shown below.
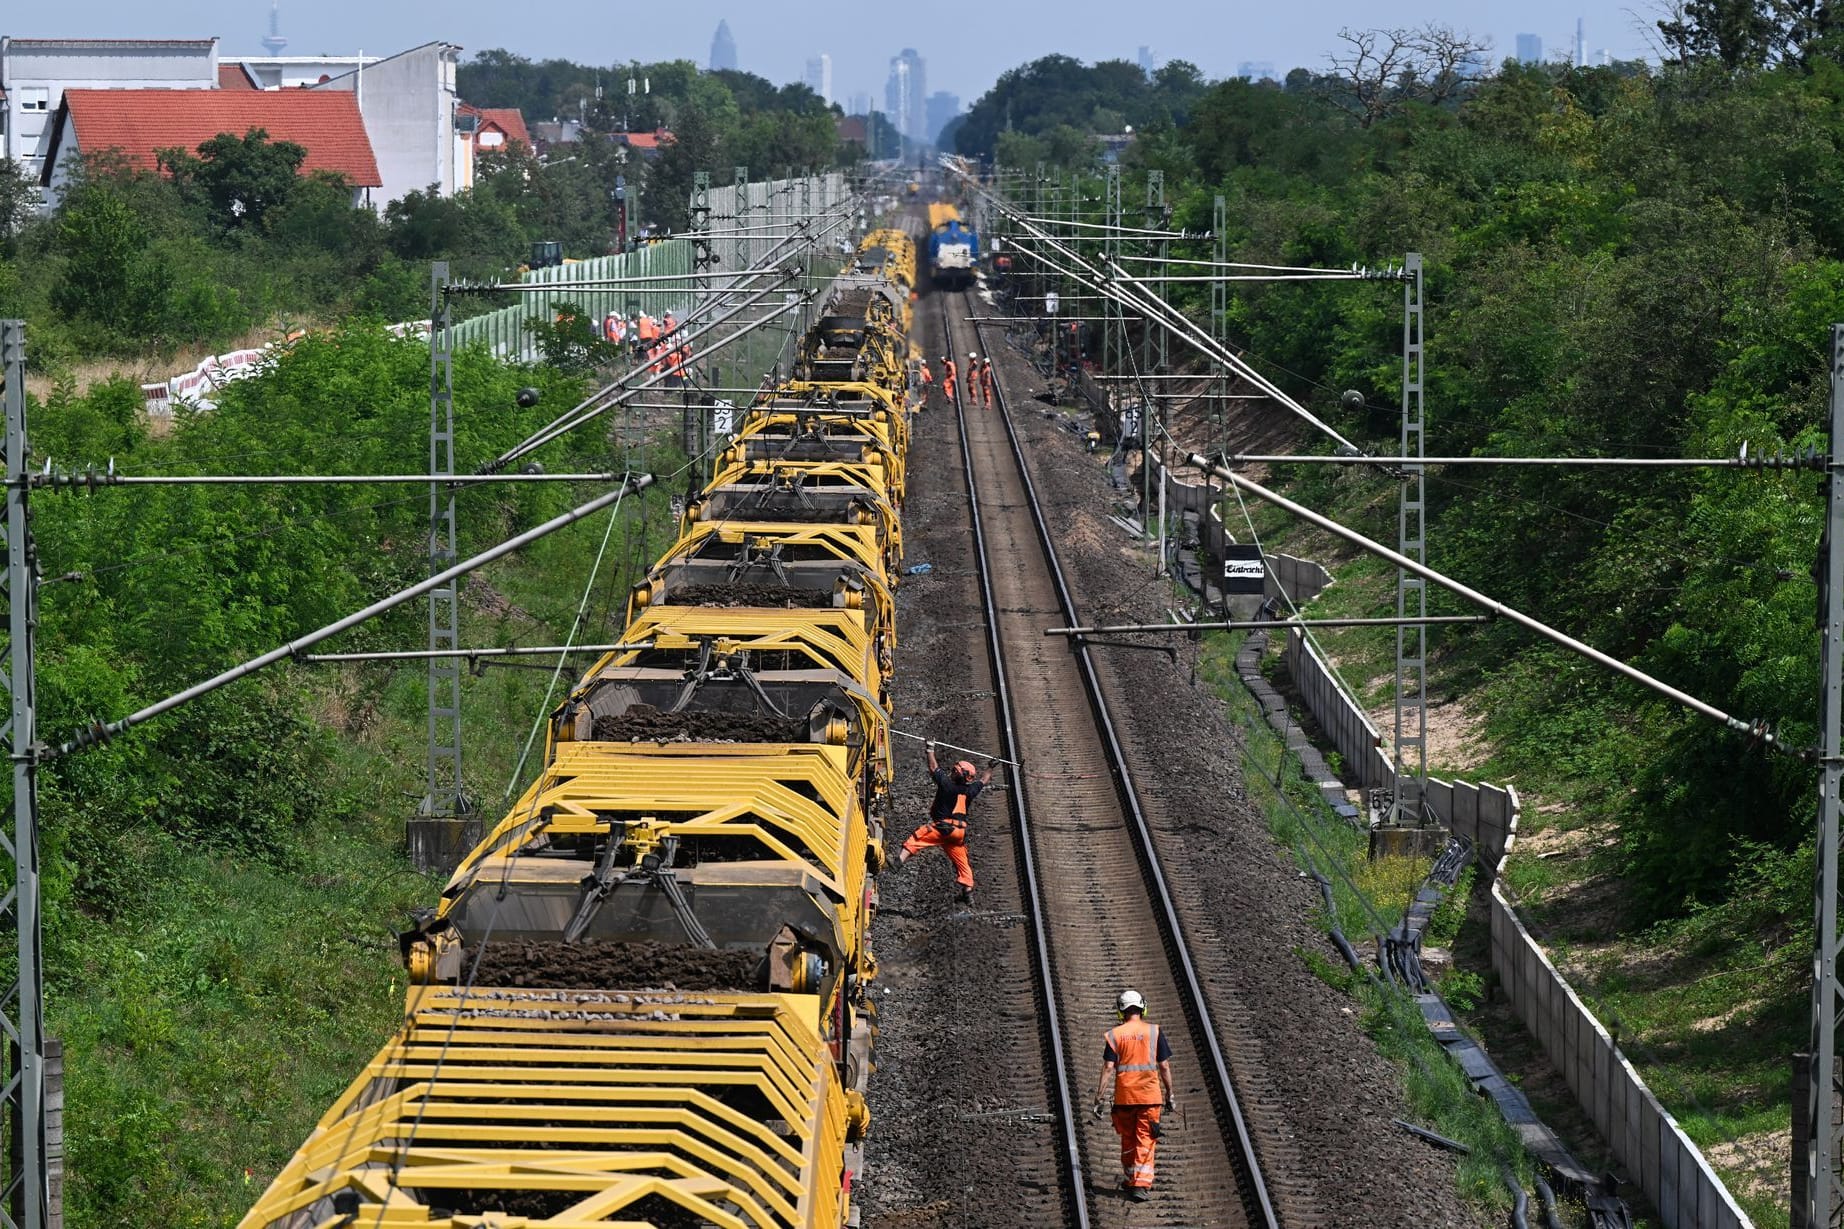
[601,309,694,387]
[891,740,1177,1201]
[913,352,995,408]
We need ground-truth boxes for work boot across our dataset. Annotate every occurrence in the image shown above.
[1129,1187,1151,1203]
[958,888,975,909]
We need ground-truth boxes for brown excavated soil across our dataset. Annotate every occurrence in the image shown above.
[470,940,761,991]
[668,582,833,608]
[590,705,805,743]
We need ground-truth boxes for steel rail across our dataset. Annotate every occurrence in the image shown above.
[965,296,1282,1228]
[942,294,1092,1228]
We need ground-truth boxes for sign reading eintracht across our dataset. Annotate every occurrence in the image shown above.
[1222,544,1266,595]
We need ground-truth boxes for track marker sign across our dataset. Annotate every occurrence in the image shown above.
[1222,544,1266,595]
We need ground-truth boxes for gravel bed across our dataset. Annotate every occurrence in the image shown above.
[981,321,1491,1228]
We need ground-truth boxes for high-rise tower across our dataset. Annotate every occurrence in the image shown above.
[261,0,288,56]
[884,48,925,143]
[710,20,738,73]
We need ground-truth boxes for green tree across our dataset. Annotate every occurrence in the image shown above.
[50,181,165,337]
[158,128,309,229]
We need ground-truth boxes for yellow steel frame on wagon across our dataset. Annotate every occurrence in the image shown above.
[610,606,884,687]
[654,522,898,593]
[452,743,871,933]
[690,461,901,552]
[721,410,908,493]
[238,988,853,1229]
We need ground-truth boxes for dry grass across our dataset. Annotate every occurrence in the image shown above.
[24,323,311,401]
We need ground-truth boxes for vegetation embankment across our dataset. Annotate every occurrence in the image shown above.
[957,18,1844,1221]
[23,324,681,1226]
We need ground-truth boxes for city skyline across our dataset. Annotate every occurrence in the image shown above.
[13,2,1667,112]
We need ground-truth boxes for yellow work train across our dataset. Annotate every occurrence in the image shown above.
[240,222,924,1229]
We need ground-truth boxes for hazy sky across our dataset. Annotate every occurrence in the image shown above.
[13,1,1668,113]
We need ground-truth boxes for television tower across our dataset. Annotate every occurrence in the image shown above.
[262,1,288,56]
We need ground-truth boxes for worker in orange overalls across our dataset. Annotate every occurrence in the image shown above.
[941,355,958,402]
[966,352,984,407]
[1094,989,1174,1203]
[979,355,995,409]
[895,741,992,908]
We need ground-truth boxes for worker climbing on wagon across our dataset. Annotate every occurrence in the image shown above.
[1094,989,1175,1203]
[980,355,995,408]
[941,354,958,403]
[895,741,992,907]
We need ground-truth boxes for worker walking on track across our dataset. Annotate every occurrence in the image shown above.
[941,354,958,403]
[967,352,984,407]
[980,356,995,408]
[895,740,992,907]
[1095,989,1175,1203]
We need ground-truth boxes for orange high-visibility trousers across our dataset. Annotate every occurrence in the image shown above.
[943,374,957,401]
[1111,1105,1162,1189]
[901,822,973,889]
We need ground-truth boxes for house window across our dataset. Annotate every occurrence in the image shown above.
[19,88,50,113]
[479,130,503,148]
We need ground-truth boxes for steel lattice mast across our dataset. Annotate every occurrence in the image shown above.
[1,319,47,1229]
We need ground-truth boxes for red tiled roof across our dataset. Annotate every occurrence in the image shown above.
[53,88,381,186]
[619,130,675,149]
[460,103,530,149]
[218,63,257,90]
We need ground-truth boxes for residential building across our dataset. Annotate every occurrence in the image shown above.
[884,48,925,143]
[924,91,958,145]
[803,53,831,105]
[611,128,673,158]
[232,55,378,90]
[38,87,380,208]
[710,21,738,73]
[1515,33,1543,64]
[454,101,530,188]
[311,41,462,209]
[0,37,218,184]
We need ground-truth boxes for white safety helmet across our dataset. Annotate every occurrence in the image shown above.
[1117,988,1146,1015]
[968,351,979,360]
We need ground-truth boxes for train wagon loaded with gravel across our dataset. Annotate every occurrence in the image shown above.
[239,221,924,1229]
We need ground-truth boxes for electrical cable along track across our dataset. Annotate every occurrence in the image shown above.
[938,288,1280,1228]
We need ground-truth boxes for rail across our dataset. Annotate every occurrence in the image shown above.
[945,295,1092,1227]
[947,289,1280,1226]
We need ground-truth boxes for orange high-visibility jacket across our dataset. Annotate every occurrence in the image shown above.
[1106,1018,1163,1106]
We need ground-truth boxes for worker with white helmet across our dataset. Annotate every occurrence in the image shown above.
[1094,988,1175,1202]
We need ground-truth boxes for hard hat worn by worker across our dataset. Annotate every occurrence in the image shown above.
[1118,989,1146,1015]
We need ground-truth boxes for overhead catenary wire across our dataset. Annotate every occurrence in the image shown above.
[979,197,1363,453]
[51,473,657,758]
[1189,454,1792,755]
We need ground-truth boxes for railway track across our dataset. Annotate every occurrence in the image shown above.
[939,290,1281,1228]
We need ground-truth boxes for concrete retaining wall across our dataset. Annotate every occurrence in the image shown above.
[1273,583,1753,1226]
